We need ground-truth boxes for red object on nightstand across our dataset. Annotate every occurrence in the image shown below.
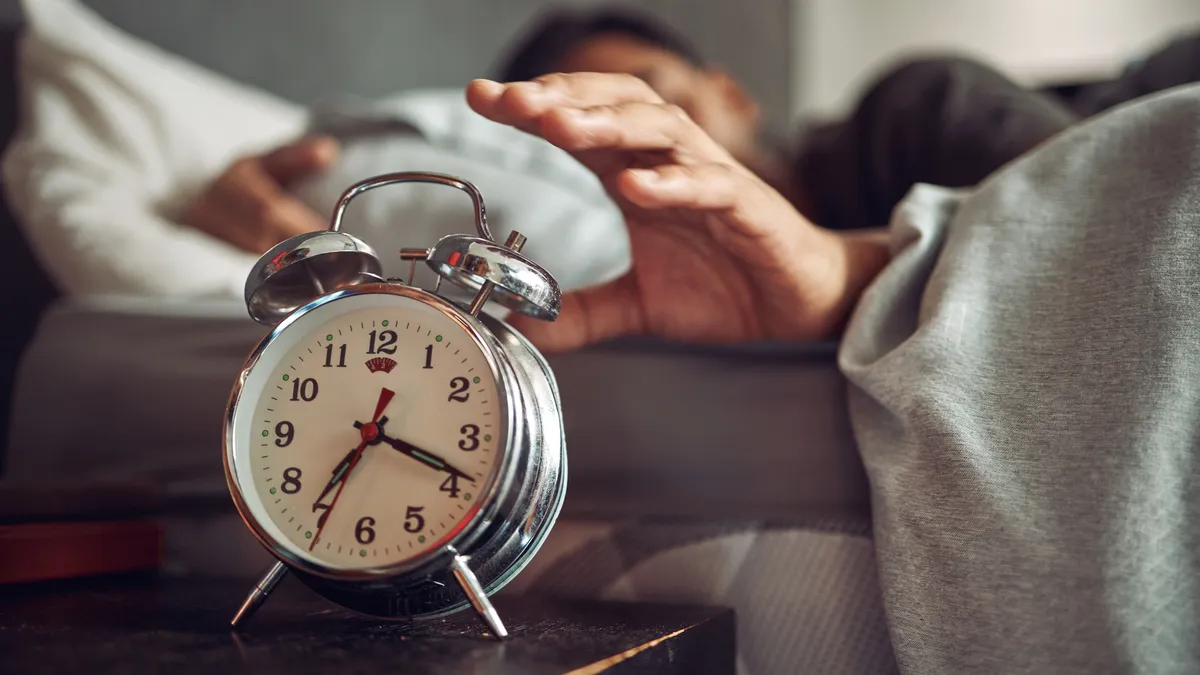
[0,481,164,583]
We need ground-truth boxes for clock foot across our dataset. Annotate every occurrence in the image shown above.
[451,554,508,639]
[230,560,289,629]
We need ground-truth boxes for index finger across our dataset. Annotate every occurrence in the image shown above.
[466,73,663,129]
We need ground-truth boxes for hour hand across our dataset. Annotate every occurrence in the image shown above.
[312,447,358,514]
[312,415,390,514]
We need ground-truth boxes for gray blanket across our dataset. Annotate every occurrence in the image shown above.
[841,83,1200,674]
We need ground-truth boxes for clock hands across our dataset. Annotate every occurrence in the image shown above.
[311,444,369,521]
[353,422,476,484]
[309,387,394,551]
[307,389,474,552]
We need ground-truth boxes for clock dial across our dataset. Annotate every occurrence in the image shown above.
[232,291,503,571]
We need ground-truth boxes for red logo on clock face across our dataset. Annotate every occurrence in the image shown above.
[365,357,397,374]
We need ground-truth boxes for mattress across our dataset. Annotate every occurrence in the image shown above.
[6,295,869,523]
[3,296,890,674]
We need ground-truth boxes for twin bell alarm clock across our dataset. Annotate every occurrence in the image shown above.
[222,172,567,638]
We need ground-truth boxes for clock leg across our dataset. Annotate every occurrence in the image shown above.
[230,561,289,629]
[450,555,508,639]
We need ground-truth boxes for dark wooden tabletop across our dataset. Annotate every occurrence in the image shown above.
[0,574,735,674]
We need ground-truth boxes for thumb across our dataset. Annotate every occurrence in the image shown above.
[506,273,644,353]
[259,135,340,185]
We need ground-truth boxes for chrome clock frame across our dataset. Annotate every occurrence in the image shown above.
[222,172,567,639]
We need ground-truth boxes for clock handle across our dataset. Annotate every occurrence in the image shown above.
[451,554,509,639]
[325,170,561,321]
[328,171,494,242]
[229,560,289,629]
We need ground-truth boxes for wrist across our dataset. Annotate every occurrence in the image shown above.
[766,224,889,342]
[823,227,891,336]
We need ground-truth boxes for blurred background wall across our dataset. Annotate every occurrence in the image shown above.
[0,0,793,132]
[0,0,1198,136]
[794,0,1200,117]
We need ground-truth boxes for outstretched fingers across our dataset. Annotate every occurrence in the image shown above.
[467,73,664,119]
[467,74,728,161]
[617,163,787,238]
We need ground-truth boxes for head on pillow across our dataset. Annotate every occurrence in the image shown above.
[493,7,762,163]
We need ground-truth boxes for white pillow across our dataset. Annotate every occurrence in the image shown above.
[291,89,631,294]
[2,0,633,303]
[2,0,305,297]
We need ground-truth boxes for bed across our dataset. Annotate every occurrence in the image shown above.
[0,2,893,673]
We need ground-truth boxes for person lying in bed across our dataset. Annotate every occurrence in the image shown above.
[185,7,1200,252]
[463,70,1200,675]
[180,12,1200,673]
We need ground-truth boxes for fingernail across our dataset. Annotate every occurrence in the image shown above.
[628,168,659,184]
[470,78,504,94]
[310,136,339,162]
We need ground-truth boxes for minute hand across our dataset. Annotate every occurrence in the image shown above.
[357,425,476,482]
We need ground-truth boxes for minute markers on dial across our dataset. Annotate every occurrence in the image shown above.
[247,306,502,571]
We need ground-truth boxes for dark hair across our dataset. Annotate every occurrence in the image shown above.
[494,7,704,83]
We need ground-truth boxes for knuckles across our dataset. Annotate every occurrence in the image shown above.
[497,82,537,115]
[227,157,257,179]
[662,103,690,121]
[252,195,285,229]
[531,72,570,91]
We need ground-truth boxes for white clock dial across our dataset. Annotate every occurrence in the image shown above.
[230,291,504,571]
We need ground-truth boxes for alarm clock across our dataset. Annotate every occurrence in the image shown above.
[222,172,567,639]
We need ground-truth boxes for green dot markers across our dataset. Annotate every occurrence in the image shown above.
[261,430,269,437]
[418,535,426,543]
[472,376,480,384]
[326,334,334,341]
[435,335,443,342]
[382,320,389,327]
[360,550,367,557]
[484,434,492,442]
[304,531,312,539]
[282,374,290,381]
[464,493,472,501]
[270,487,277,495]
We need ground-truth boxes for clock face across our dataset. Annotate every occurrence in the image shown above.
[227,288,506,572]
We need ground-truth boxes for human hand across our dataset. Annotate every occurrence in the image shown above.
[465,74,889,351]
[184,136,339,254]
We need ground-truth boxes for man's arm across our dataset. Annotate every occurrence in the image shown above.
[183,136,338,254]
[465,73,891,350]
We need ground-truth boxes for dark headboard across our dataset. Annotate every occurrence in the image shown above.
[0,23,58,468]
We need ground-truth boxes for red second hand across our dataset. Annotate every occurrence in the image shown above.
[310,387,394,551]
